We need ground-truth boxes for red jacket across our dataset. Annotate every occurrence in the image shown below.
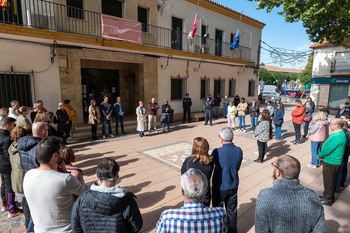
[292,105,306,125]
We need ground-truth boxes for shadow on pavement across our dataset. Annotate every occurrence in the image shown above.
[124,181,153,194]
[266,140,291,160]
[326,219,341,233]
[237,197,257,233]
[137,185,176,209]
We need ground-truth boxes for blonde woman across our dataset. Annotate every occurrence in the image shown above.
[181,137,213,207]
[307,111,328,168]
[16,106,31,128]
[136,101,147,137]
[88,100,101,140]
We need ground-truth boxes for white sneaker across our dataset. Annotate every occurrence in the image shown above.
[110,134,114,138]
[243,130,246,133]
[254,151,259,155]
[102,135,106,139]
[236,129,241,132]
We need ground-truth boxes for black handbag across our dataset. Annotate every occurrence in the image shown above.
[274,119,283,126]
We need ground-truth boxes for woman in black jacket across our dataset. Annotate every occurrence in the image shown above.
[181,137,214,207]
[56,103,69,144]
[161,99,172,132]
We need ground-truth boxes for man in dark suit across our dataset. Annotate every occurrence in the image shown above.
[113,97,126,135]
[182,93,192,123]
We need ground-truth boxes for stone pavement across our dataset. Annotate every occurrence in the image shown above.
[1,104,350,233]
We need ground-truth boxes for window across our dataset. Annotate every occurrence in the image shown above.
[67,0,84,20]
[102,0,122,18]
[138,7,148,32]
[201,25,207,44]
[230,33,235,44]
[171,77,186,100]
[229,79,236,97]
[0,73,33,107]
[200,78,210,99]
[215,29,223,56]
[214,78,225,97]
[248,79,255,96]
[172,17,183,50]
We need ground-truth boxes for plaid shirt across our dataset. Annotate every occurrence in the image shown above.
[155,202,226,233]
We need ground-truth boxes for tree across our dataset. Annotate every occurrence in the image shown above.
[249,0,350,46]
[299,52,313,85]
[259,68,274,84]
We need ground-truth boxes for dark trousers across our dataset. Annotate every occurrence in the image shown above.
[303,121,310,136]
[212,188,238,233]
[183,109,191,123]
[102,117,112,136]
[340,155,349,186]
[1,173,12,206]
[66,120,72,137]
[22,196,31,229]
[205,109,213,125]
[116,115,124,134]
[257,140,266,161]
[293,122,301,141]
[91,125,97,138]
[323,162,341,204]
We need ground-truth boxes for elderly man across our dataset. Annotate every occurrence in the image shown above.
[155,169,226,232]
[8,100,19,119]
[318,118,347,206]
[23,137,87,232]
[336,104,347,118]
[212,127,243,232]
[255,155,326,233]
[72,158,143,232]
[148,98,159,133]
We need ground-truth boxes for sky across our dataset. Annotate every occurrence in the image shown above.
[214,0,312,69]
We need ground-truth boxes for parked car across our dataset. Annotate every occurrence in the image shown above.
[287,90,307,98]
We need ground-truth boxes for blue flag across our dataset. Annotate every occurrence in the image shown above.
[230,28,240,49]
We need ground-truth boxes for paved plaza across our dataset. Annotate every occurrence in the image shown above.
[1,104,350,233]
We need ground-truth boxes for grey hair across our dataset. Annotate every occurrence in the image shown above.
[10,100,18,107]
[219,127,233,142]
[180,168,207,202]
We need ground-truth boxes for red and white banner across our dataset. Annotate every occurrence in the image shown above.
[101,14,142,44]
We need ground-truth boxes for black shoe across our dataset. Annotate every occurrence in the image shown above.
[139,133,142,137]
[290,140,296,143]
[122,132,127,135]
[320,200,332,206]
[142,133,144,136]
[204,123,208,125]
[302,135,306,138]
[293,141,301,145]
[254,159,263,163]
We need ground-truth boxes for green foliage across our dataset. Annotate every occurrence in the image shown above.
[299,53,313,85]
[259,68,299,84]
[249,0,350,46]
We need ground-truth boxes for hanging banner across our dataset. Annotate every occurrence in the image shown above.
[101,14,142,44]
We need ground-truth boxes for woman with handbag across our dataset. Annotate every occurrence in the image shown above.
[88,100,101,140]
[303,102,313,138]
[273,103,285,140]
[161,99,172,132]
[136,101,147,137]
[180,137,214,207]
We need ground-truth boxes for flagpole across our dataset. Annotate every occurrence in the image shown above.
[196,0,200,13]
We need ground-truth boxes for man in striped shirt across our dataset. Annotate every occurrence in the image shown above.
[155,169,226,233]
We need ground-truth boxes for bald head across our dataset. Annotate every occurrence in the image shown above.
[32,122,48,139]
[276,155,300,180]
[331,118,344,131]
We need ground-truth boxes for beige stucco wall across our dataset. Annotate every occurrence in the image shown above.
[58,48,158,124]
[158,57,258,120]
[0,37,61,112]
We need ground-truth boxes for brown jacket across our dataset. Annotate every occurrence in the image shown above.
[148,102,159,116]
[237,102,248,116]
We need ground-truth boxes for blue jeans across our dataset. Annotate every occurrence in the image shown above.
[102,116,112,136]
[311,141,321,166]
[162,115,170,129]
[223,105,228,117]
[275,125,282,139]
[238,115,245,130]
[250,116,258,131]
[214,106,220,118]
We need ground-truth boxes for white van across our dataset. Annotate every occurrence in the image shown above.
[261,85,280,101]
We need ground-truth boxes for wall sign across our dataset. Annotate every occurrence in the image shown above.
[311,78,350,84]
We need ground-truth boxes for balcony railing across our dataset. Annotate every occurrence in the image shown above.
[330,61,350,74]
[0,0,252,62]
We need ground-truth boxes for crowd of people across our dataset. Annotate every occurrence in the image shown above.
[0,95,349,232]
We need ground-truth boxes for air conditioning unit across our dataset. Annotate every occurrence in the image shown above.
[26,10,49,29]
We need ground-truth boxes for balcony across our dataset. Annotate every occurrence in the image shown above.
[330,61,350,74]
[0,0,252,62]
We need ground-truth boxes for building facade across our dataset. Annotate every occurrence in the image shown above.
[310,39,350,108]
[0,0,265,124]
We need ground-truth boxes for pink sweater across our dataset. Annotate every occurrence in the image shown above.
[308,120,328,142]
[66,164,84,183]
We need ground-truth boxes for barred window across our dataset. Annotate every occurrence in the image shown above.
[67,0,84,20]
[0,73,33,108]
[200,78,210,99]
[248,79,255,97]
[214,78,225,97]
[229,79,236,97]
[171,77,186,100]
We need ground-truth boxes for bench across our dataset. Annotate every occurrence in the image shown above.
[193,112,205,122]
